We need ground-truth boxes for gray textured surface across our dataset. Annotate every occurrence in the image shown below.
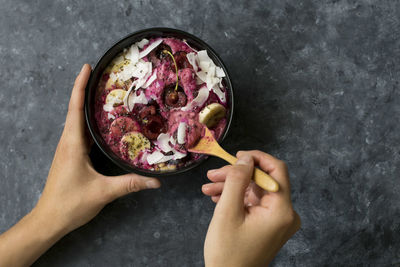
[0,0,399,266]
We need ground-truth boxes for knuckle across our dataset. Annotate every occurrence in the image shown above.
[277,159,287,169]
[127,178,142,193]
[222,165,233,171]
[251,149,264,156]
[285,210,296,225]
[227,166,248,180]
[282,208,300,229]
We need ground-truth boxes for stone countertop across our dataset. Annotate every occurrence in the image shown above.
[0,0,399,266]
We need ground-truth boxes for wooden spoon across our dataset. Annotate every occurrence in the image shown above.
[188,127,279,192]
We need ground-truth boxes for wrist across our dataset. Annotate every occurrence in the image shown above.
[29,206,70,242]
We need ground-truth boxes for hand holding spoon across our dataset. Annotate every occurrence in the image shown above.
[188,127,279,192]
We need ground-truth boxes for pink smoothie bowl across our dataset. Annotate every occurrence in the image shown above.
[84,28,234,176]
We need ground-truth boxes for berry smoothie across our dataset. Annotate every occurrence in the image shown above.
[94,37,229,171]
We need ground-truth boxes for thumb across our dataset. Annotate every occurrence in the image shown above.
[216,154,254,220]
[105,174,161,201]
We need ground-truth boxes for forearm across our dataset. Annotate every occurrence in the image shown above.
[0,208,67,267]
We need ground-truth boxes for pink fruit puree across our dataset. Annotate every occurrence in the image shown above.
[94,37,229,171]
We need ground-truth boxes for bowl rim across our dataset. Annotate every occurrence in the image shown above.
[84,27,234,177]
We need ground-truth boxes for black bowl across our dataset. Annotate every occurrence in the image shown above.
[85,27,234,176]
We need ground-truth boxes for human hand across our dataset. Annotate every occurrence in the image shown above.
[34,64,161,234]
[0,64,161,267]
[202,150,301,267]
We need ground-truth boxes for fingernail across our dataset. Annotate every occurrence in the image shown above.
[236,155,252,165]
[202,184,210,191]
[81,63,87,72]
[146,180,160,189]
[77,65,84,76]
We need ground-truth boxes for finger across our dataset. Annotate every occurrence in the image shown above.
[245,182,264,206]
[237,150,291,195]
[64,64,92,140]
[104,174,161,202]
[211,195,220,203]
[216,154,254,221]
[207,165,232,182]
[202,182,224,196]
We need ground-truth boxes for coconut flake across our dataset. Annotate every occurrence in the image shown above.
[125,45,139,63]
[208,66,216,77]
[173,150,187,160]
[196,77,204,85]
[152,134,187,161]
[137,38,149,49]
[143,70,157,88]
[112,55,125,65]
[131,60,152,79]
[107,113,116,120]
[170,136,176,145]
[197,50,212,63]
[212,85,226,103]
[115,44,153,82]
[126,90,148,110]
[177,122,187,144]
[199,61,210,72]
[103,103,114,112]
[216,66,225,78]
[146,150,174,165]
[183,40,198,53]
[157,133,173,152]
[186,52,198,72]
[146,151,165,165]
[139,39,163,59]
[109,72,118,82]
[118,60,152,92]
[187,50,227,103]
[117,62,137,81]
[123,81,137,107]
[181,86,209,111]
[207,75,220,91]
[196,71,207,82]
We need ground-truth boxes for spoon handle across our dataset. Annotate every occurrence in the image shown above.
[216,149,279,192]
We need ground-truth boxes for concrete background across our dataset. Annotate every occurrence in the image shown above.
[0,0,399,266]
